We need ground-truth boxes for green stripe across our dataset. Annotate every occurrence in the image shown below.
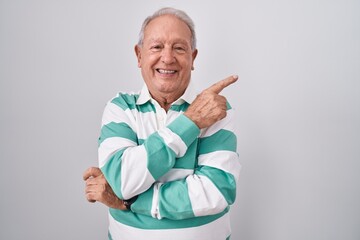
[196,165,237,204]
[158,179,195,220]
[168,114,199,147]
[111,93,155,113]
[140,129,198,170]
[169,102,189,112]
[109,206,229,229]
[130,187,154,216]
[138,101,156,113]
[198,129,237,154]
[98,122,137,145]
[144,132,176,180]
[108,231,113,240]
[226,101,232,110]
[100,148,126,199]
[111,93,138,110]
[173,139,198,169]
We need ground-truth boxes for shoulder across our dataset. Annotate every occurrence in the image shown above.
[108,91,140,111]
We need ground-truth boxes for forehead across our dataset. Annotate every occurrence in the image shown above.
[143,15,192,45]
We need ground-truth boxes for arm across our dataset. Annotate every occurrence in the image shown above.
[84,109,240,218]
[97,93,199,200]
[129,76,240,219]
[130,107,241,220]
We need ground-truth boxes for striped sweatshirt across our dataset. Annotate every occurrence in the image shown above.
[98,83,241,240]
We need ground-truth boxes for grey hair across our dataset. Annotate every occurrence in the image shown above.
[137,7,197,50]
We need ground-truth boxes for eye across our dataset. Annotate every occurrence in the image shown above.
[174,45,186,53]
[150,45,162,51]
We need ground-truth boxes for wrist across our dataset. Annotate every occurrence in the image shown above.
[123,195,138,211]
[110,197,127,210]
[184,111,201,129]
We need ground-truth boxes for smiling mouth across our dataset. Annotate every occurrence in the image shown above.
[156,69,177,74]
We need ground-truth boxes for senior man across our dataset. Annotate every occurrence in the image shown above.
[83,7,241,240]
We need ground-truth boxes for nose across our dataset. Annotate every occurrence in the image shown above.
[161,47,175,64]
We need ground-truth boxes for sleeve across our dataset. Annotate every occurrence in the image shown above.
[131,107,241,220]
[98,96,200,200]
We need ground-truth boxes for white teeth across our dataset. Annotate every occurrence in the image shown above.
[158,69,176,74]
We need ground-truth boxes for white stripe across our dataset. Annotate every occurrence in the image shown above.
[201,109,235,137]
[98,137,137,168]
[150,182,162,219]
[102,102,135,127]
[166,109,184,124]
[158,128,188,157]
[108,211,231,240]
[121,146,155,199]
[186,175,228,217]
[102,102,158,139]
[198,151,241,182]
[130,110,158,140]
[157,168,193,183]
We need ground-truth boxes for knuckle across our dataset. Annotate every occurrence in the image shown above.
[86,193,94,201]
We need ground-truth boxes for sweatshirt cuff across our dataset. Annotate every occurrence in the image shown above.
[130,187,154,216]
[167,114,200,148]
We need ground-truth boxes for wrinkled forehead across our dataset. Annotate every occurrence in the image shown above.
[143,15,192,45]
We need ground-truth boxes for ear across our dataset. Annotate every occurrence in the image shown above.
[135,45,142,68]
[191,49,198,70]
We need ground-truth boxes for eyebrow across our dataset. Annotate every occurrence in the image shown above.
[146,38,190,46]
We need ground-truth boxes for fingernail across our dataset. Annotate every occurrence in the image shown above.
[233,75,238,79]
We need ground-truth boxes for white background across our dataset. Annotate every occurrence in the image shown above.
[0,0,359,239]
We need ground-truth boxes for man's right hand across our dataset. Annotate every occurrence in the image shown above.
[184,75,238,129]
[83,167,127,210]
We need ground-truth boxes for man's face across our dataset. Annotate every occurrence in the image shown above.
[135,15,197,101]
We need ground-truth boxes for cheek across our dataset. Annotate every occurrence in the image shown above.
[143,53,159,66]
[181,56,195,69]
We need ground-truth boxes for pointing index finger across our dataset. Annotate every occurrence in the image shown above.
[205,75,238,94]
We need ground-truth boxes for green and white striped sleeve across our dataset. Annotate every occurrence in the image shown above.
[98,94,200,201]
[131,107,241,220]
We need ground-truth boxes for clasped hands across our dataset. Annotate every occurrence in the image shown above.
[83,75,238,207]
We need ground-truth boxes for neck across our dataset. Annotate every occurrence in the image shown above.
[148,88,186,111]
[152,95,176,112]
